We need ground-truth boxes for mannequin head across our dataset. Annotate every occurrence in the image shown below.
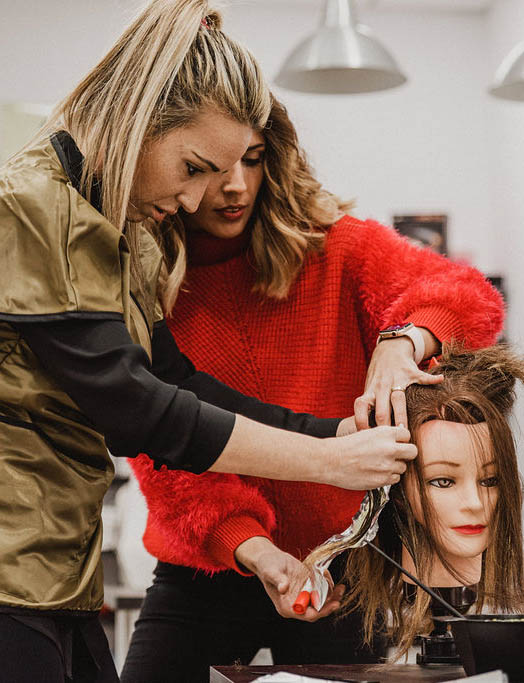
[333,345,523,655]
[402,419,497,587]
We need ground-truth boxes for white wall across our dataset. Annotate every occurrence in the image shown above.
[0,0,135,104]
[482,0,524,453]
[224,1,496,272]
[486,0,524,346]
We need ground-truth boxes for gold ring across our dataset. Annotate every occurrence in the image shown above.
[391,386,406,393]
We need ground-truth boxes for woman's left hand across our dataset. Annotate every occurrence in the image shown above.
[354,336,443,429]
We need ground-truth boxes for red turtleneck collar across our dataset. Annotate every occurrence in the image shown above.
[186,228,251,267]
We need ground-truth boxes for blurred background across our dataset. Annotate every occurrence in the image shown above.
[1,0,523,339]
[2,0,524,666]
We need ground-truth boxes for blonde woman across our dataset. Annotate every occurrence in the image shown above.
[124,98,504,682]
[0,3,419,681]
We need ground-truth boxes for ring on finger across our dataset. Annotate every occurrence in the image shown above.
[391,385,407,393]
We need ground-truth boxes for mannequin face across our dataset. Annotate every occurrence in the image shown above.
[405,420,498,568]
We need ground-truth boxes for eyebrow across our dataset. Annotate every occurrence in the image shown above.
[193,144,266,175]
[423,459,495,469]
[423,461,460,468]
[193,152,220,173]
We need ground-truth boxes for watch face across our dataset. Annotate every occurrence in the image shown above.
[379,323,414,338]
[383,324,406,333]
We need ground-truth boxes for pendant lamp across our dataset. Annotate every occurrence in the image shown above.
[489,42,524,101]
[274,0,407,95]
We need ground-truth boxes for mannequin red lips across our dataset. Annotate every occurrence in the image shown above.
[452,525,486,535]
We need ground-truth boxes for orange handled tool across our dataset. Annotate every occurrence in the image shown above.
[292,578,313,614]
[292,590,311,614]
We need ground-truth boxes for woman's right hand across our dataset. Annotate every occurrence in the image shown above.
[321,424,417,490]
[234,536,344,621]
[211,415,416,491]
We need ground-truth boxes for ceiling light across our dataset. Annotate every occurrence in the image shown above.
[274,0,407,95]
[490,42,524,101]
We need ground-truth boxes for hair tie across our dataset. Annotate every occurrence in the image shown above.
[201,17,210,28]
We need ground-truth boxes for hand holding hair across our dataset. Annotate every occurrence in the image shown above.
[355,329,443,429]
[234,536,344,621]
[212,415,416,490]
[326,424,417,490]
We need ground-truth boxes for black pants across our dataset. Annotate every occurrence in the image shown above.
[121,559,386,683]
[0,613,119,683]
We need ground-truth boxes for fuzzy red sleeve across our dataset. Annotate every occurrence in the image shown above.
[334,217,504,358]
[130,454,276,574]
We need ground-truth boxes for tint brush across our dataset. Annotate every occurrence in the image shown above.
[368,542,465,620]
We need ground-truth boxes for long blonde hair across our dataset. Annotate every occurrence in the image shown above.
[156,96,353,309]
[39,0,270,303]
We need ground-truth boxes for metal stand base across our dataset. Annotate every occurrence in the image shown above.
[417,633,462,666]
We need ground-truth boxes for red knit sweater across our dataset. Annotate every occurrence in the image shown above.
[131,216,504,575]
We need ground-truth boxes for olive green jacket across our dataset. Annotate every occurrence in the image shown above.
[0,137,162,612]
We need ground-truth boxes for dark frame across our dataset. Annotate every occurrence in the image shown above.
[393,214,448,255]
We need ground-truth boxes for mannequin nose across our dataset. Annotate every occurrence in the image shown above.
[460,483,485,513]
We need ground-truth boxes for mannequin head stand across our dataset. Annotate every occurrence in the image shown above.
[403,583,477,665]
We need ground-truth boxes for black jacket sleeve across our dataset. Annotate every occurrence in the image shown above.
[15,318,340,473]
[151,319,341,438]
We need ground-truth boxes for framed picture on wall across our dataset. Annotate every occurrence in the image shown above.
[486,274,507,343]
[393,214,448,255]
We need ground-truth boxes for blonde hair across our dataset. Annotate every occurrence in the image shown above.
[157,96,353,310]
[39,0,270,304]
[306,345,524,659]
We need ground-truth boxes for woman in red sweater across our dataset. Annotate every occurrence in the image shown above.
[121,98,504,682]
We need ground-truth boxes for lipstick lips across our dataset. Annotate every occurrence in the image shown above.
[452,525,486,535]
[215,205,247,221]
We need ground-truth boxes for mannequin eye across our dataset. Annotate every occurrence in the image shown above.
[428,477,454,488]
[480,476,499,488]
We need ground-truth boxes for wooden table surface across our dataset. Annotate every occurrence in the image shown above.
[210,663,466,682]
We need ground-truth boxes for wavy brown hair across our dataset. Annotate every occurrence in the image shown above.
[155,95,353,309]
[248,97,353,298]
[309,345,524,658]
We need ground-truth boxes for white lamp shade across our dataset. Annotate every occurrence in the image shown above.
[275,23,407,94]
[275,0,407,95]
[489,42,524,101]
